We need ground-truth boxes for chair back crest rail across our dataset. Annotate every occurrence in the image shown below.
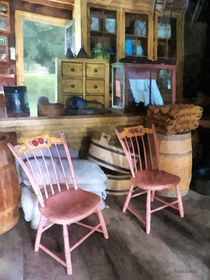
[7,131,78,207]
[115,124,160,177]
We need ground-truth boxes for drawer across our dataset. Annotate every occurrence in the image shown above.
[62,62,83,78]
[86,80,105,95]
[86,63,105,78]
[86,95,104,105]
[62,79,83,93]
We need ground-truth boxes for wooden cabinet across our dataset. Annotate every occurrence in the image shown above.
[57,58,110,108]
[75,1,184,102]
[112,62,176,109]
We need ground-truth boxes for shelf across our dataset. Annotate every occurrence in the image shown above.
[0,74,15,78]
[90,31,116,37]
[125,34,147,39]
[125,55,147,58]
[0,12,7,16]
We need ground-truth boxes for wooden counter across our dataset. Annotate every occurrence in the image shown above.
[0,114,144,152]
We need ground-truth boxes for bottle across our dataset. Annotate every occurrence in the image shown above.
[12,90,22,114]
[125,40,133,55]
[93,43,103,60]
[136,44,143,56]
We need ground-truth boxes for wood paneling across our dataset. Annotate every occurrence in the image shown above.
[88,0,153,10]
[0,115,144,151]
[22,0,74,10]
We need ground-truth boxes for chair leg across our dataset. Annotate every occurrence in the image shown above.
[123,184,134,213]
[151,191,155,202]
[63,224,72,275]
[176,185,184,218]
[34,215,45,252]
[146,190,151,234]
[97,208,109,239]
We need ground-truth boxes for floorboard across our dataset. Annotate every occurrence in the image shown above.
[0,190,210,280]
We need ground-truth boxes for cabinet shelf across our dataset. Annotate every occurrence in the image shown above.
[90,31,116,37]
[125,34,147,39]
[0,74,15,78]
[0,11,7,16]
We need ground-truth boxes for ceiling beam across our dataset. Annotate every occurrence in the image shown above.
[22,0,74,10]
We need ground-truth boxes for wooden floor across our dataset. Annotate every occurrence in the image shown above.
[1,190,210,280]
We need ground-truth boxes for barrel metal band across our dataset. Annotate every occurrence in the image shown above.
[160,150,192,158]
[87,154,130,173]
[90,141,126,156]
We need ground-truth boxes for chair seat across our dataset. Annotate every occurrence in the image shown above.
[39,188,101,224]
[131,170,180,191]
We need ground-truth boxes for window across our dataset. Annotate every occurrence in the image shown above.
[15,11,69,116]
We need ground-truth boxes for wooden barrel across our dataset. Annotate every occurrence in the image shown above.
[106,172,131,196]
[87,133,130,174]
[0,136,20,235]
[157,132,192,197]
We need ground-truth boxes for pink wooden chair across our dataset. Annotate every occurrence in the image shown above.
[8,131,108,275]
[115,124,184,234]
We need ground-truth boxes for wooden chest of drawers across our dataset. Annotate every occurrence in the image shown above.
[57,58,110,108]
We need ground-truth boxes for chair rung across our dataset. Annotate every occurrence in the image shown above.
[39,222,102,265]
[42,222,54,233]
[151,197,179,213]
[127,206,146,225]
[75,221,103,233]
[132,190,147,198]
[39,244,66,267]
[70,224,101,252]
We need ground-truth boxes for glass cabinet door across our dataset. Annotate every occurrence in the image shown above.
[157,69,173,103]
[90,8,117,64]
[112,63,125,108]
[125,13,148,57]
[157,17,177,58]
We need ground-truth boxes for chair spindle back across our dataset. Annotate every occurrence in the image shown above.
[115,124,160,177]
[8,131,78,207]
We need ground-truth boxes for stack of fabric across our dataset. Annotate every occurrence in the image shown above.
[147,104,203,135]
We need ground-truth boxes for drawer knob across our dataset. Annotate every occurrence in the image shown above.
[94,85,98,89]
[94,68,98,73]
[71,68,75,72]
[71,84,75,88]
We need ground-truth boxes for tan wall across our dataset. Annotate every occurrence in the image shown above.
[0,115,144,153]
[87,0,153,10]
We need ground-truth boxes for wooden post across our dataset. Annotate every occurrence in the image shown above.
[74,0,88,54]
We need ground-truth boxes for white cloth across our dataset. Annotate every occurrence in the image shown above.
[16,145,108,229]
[129,79,163,106]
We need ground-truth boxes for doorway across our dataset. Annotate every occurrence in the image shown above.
[15,11,69,116]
